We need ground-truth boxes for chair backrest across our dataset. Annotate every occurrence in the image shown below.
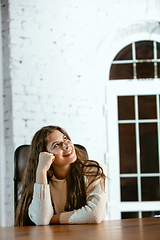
[14,145,30,212]
[14,143,87,212]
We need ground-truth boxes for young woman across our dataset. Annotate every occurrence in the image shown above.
[15,125,106,226]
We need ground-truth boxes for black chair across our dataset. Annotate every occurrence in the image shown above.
[14,143,88,212]
[14,145,30,212]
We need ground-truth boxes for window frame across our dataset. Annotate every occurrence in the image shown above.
[110,41,160,80]
[106,79,160,220]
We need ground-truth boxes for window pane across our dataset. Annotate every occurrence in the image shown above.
[119,124,137,174]
[118,96,135,120]
[157,42,160,59]
[136,41,153,59]
[142,211,160,218]
[141,177,160,201]
[121,212,138,219]
[109,64,133,80]
[157,62,160,78]
[136,62,154,78]
[121,177,138,201]
[114,44,132,60]
[139,123,158,173]
[138,95,157,119]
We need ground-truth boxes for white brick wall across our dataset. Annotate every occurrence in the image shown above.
[1,0,160,226]
[1,0,14,226]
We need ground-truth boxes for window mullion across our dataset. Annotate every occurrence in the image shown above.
[132,42,137,79]
[135,95,141,202]
[157,95,160,175]
[154,41,158,78]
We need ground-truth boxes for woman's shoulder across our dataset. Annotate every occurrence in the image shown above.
[82,159,100,167]
[82,160,105,186]
[82,159,103,173]
[76,159,106,190]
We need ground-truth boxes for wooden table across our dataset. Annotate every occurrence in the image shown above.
[0,217,160,240]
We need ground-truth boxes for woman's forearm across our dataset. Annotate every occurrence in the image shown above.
[36,152,55,185]
[36,168,48,184]
[28,184,54,225]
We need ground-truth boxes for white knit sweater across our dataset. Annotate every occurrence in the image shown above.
[28,171,107,225]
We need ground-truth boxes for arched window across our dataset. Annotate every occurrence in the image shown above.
[106,40,160,220]
[110,41,160,80]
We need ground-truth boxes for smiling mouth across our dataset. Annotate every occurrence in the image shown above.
[63,149,72,157]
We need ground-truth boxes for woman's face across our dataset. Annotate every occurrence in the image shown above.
[46,130,77,166]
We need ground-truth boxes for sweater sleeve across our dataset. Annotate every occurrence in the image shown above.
[60,177,107,224]
[28,183,54,225]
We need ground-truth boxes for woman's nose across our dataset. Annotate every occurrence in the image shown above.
[62,142,68,150]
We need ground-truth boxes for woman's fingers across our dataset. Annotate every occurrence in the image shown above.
[38,152,55,172]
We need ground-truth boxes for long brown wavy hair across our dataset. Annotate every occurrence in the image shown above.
[15,126,106,226]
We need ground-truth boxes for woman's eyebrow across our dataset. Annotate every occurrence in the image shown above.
[51,135,65,147]
[51,141,58,147]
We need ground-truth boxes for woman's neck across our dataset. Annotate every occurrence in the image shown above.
[52,164,70,179]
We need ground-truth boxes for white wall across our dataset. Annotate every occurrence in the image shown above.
[1,0,14,226]
[0,1,6,227]
[1,0,160,226]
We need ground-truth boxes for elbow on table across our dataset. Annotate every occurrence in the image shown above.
[28,212,51,226]
[35,221,49,226]
[28,204,53,226]
[31,217,50,226]
[91,214,105,224]
[91,206,106,224]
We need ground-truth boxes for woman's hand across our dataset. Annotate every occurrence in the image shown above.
[36,152,55,184]
[50,214,60,225]
[38,152,55,172]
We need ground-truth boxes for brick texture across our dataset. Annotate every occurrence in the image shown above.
[1,0,160,226]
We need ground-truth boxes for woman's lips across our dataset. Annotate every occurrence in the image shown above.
[63,149,72,157]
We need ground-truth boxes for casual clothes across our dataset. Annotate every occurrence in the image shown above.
[28,167,106,225]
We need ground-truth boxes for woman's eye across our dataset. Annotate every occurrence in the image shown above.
[54,143,59,148]
[64,136,68,141]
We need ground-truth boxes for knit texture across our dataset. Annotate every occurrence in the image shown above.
[28,168,106,225]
